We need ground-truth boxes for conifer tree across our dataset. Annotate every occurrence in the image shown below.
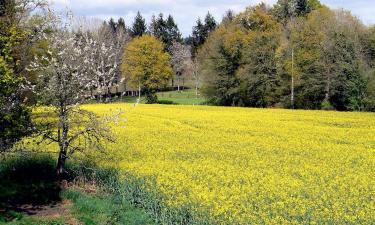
[117,17,126,33]
[131,11,147,37]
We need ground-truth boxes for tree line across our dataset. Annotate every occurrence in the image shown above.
[198,0,375,111]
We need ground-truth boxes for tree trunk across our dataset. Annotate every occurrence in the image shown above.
[138,81,141,101]
[177,78,180,92]
[291,48,295,109]
[56,150,67,176]
[56,104,69,177]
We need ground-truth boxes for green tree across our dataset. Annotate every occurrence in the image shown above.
[150,14,182,51]
[192,13,217,57]
[204,12,217,35]
[198,25,243,106]
[166,15,182,44]
[273,0,322,23]
[131,11,147,37]
[0,56,31,151]
[117,17,126,33]
[121,35,173,103]
[280,7,368,110]
[191,18,205,56]
[108,17,117,33]
[0,0,39,151]
[237,6,282,107]
[199,5,281,107]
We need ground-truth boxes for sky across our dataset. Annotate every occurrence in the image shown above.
[50,0,375,36]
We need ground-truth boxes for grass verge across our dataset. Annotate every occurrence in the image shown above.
[0,154,154,225]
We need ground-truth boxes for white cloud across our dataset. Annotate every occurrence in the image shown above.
[49,0,374,36]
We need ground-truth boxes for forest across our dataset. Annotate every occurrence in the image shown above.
[102,0,375,111]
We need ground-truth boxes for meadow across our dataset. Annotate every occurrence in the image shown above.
[70,104,375,224]
[117,89,206,105]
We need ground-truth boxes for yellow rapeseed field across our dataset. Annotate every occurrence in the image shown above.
[42,104,375,224]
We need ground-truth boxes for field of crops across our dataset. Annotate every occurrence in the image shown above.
[81,104,375,224]
[37,104,375,224]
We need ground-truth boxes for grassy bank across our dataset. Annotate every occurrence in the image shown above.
[0,154,154,225]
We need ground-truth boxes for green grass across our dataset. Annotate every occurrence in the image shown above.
[62,189,154,225]
[0,154,154,225]
[118,89,206,105]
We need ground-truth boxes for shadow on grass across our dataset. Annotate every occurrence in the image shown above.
[0,154,70,222]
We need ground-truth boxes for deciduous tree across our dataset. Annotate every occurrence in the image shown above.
[121,35,172,103]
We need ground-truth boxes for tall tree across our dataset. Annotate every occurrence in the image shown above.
[165,15,182,44]
[0,0,47,151]
[273,0,322,23]
[131,11,146,37]
[199,5,282,107]
[29,20,115,175]
[121,35,173,103]
[149,14,181,51]
[108,17,117,33]
[117,17,126,33]
[192,12,217,57]
[203,12,217,35]
[279,7,368,110]
[170,41,191,91]
[237,6,282,107]
[191,18,205,56]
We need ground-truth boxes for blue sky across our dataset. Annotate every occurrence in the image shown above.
[50,0,375,36]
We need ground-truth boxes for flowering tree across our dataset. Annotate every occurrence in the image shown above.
[29,18,117,176]
[79,23,130,101]
[170,41,192,91]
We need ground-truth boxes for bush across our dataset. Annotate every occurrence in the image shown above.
[157,100,177,105]
[145,91,158,104]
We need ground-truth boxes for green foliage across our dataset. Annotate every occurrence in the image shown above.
[0,58,31,150]
[121,35,173,104]
[149,14,182,51]
[117,17,126,32]
[364,70,375,111]
[199,5,282,107]
[273,0,322,23]
[192,12,217,56]
[199,3,373,111]
[62,189,155,225]
[131,11,147,37]
[283,8,367,110]
[0,1,32,151]
[144,90,158,104]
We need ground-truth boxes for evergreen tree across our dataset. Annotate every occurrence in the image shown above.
[117,17,126,33]
[273,0,321,22]
[150,14,182,52]
[150,13,167,41]
[192,12,217,57]
[192,18,205,56]
[108,17,117,33]
[204,12,217,35]
[166,15,182,43]
[131,11,147,37]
